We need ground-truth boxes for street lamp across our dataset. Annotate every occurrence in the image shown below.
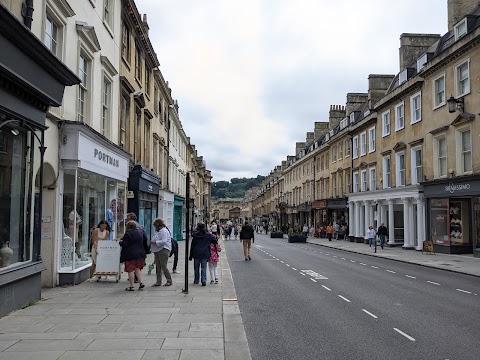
[183,168,195,294]
[447,95,464,113]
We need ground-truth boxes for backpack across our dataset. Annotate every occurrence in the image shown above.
[211,224,217,232]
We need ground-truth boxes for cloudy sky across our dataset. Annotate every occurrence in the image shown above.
[135,0,447,182]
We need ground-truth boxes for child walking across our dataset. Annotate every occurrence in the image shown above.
[208,237,222,284]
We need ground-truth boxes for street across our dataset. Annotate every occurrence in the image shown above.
[225,234,480,360]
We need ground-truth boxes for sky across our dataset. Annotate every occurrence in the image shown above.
[135,0,448,182]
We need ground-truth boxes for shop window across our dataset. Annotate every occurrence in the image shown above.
[449,200,470,246]
[0,129,34,269]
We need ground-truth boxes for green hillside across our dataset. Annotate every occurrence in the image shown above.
[212,175,266,199]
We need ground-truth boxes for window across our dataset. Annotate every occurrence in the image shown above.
[410,92,422,124]
[332,174,337,197]
[154,85,159,114]
[395,102,404,130]
[353,136,359,159]
[339,173,343,196]
[101,77,111,138]
[332,146,337,162]
[346,173,350,193]
[455,60,470,97]
[345,140,350,156]
[382,110,390,136]
[325,178,330,198]
[353,172,359,193]
[145,68,151,96]
[135,44,142,81]
[338,142,343,160]
[411,147,422,184]
[368,127,375,153]
[77,54,89,122]
[433,75,445,108]
[458,128,472,174]
[119,94,129,150]
[103,0,113,29]
[144,118,151,167]
[135,108,141,163]
[122,23,130,63]
[153,139,158,174]
[454,18,467,40]
[369,167,376,191]
[435,136,447,178]
[360,132,367,156]
[396,152,406,186]
[320,155,324,170]
[45,14,58,56]
[383,156,391,188]
[326,154,329,169]
[361,170,367,192]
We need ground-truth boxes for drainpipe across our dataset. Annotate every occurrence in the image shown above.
[22,0,34,29]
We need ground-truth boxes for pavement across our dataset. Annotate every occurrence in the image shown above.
[0,241,252,360]
[0,235,478,360]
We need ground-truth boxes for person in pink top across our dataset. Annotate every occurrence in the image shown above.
[208,237,222,284]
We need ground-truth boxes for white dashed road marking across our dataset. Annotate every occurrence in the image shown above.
[386,270,396,273]
[371,266,378,269]
[310,278,317,283]
[394,328,416,341]
[362,309,378,319]
[427,281,441,286]
[292,268,297,271]
[360,263,367,266]
[405,275,416,279]
[322,285,331,291]
[456,289,472,294]
[338,295,351,303]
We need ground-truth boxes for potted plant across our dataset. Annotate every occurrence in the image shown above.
[270,231,283,238]
[287,228,306,243]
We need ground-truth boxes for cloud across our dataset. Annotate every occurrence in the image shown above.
[135,0,447,181]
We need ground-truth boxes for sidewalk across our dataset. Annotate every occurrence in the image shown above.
[306,237,480,277]
[0,240,252,360]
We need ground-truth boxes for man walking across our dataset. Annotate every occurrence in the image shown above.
[240,221,255,261]
[377,222,388,249]
[326,223,334,241]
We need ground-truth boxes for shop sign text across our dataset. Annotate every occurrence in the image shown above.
[94,149,120,167]
[445,182,470,194]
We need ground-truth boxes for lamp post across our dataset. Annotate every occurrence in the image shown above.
[183,169,195,294]
[447,95,464,113]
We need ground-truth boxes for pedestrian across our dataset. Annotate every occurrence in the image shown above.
[150,218,173,287]
[234,224,239,240]
[189,222,215,286]
[211,222,218,238]
[377,222,388,249]
[367,225,377,248]
[333,221,340,239]
[326,223,334,241]
[169,234,179,274]
[126,212,148,283]
[240,220,255,261]
[89,220,111,282]
[119,220,148,291]
[208,236,222,284]
[302,223,309,237]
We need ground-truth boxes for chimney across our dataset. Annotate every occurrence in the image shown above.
[295,142,306,155]
[143,14,149,35]
[367,74,395,109]
[399,33,441,72]
[448,0,479,32]
[328,105,346,130]
[306,132,314,145]
[314,122,329,140]
[346,93,368,115]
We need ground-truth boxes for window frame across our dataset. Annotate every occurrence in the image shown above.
[345,139,351,157]
[352,135,359,159]
[383,156,391,189]
[434,135,447,178]
[454,18,467,40]
[122,23,131,64]
[410,91,422,124]
[101,74,112,138]
[454,59,470,98]
[360,131,367,156]
[77,51,92,123]
[432,73,446,109]
[369,167,376,191]
[360,170,367,192]
[395,101,405,131]
[456,126,472,175]
[411,146,422,185]
[338,142,343,160]
[353,172,359,193]
[103,0,114,32]
[382,110,390,137]
[396,151,406,187]
[368,126,375,153]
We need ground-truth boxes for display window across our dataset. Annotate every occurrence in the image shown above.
[0,127,38,269]
[430,198,471,246]
[60,169,126,272]
[475,197,480,249]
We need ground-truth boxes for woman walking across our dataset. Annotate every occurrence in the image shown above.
[89,220,110,282]
[119,220,148,291]
[189,223,215,286]
[208,236,222,284]
[151,218,173,287]
[367,225,377,248]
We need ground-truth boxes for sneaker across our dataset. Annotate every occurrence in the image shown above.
[202,283,206,286]
[210,280,214,284]
[245,258,248,261]
[248,256,251,260]
[172,270,179,274]
[215,279,218,284]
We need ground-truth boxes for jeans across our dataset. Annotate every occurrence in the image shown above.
[368,238,375,247]
[170,245,178,271]
[194,258,208,284]
[379,235,386,249]
[209,261,218,281]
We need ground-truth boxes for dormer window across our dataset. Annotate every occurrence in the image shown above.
[455,18,467,40]
[349,112,355,123]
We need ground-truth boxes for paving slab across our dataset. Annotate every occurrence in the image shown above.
[0,351,65,360]
[38,315,106,324]
[168,314,222,323]
[85,338,163,351]
[58,350,145,360]
[0,333,79,340]
[161,337,223,350]
[101,314,171,324]
[46,323,120,333]
[140,349,181,360]
[6,339,93,352]
[75,332,148,340]
[179,349,224,360]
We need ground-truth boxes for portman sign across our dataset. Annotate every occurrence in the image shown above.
[94,148,120,167]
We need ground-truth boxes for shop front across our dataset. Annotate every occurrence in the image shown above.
[128,165,160,242]
[173,195,185,241]
[423,176,480,255]
[328,198,348,226]
[297,203,312,227]
[158,190,174,233]
[59,123,129,285]
[312,200,328,228]
[0,6,79,315]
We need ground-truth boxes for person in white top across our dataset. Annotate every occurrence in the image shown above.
[366,225,377,248]
[89,220,110,282]
[151,218,173,286]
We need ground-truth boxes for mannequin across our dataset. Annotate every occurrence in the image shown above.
[69,209,82,258]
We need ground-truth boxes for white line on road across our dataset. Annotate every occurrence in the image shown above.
[456,289,472,294]
[362,309,378,319]
[393,328,416,341]
[286,264,290,267]
[371,266,378,269]
[333,255,337,258]
[360,263,367,266]
[386,270,396,273]
[322,285,331,291]
[280,261,284,264]
[405,275,416,279]
[427,281,441,286]
[338,295,351,303]
[292,268,297,271]
[300,273,306,276]
[310,278,317,283]
[341,258,346,260]
[350,260,356,263]
[325,254,330,256]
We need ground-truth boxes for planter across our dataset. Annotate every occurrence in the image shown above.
[270,233,283,238]
[288,235,307,243]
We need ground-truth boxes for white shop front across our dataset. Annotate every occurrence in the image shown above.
[58,122,130,285]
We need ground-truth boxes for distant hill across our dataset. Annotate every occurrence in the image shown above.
[212,175,266,199]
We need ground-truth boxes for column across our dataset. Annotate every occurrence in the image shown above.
[368,202,374,229]
[364,200,370,239]
[388,199,395,245]
[348,201,354,239]
[416,197,425,250]
[354,201,360,238]
[402,198,412,249]
[380,202,387,228]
